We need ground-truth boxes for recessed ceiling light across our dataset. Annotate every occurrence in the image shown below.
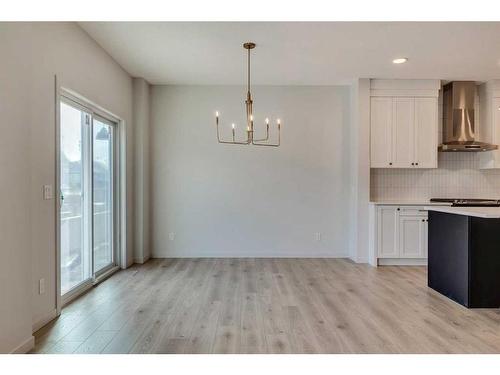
[393,58,408,64]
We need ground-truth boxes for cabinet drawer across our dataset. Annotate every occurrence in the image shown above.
[398,206,428,217]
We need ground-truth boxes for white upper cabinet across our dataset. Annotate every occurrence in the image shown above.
[370,97,393,167]
[369,80,440,169]
[414,97,438,168]
[479,81,500,169]
[392,98,415,168]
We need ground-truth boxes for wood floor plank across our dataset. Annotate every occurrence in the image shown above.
[73,330,117,354]
[33,258,500,354]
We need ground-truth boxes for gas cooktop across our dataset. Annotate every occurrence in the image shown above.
[430,198,500,207]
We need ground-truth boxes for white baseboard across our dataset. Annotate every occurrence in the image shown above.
[151,252,350,258]
[349,255,368,264]
[10,335,35,354]
[378,258,428,266]
[32,309,58,334]
[134,254,151,264]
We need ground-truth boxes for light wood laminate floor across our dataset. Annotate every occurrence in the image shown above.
[32,258,500,354]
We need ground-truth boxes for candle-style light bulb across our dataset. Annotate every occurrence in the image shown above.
[265,118,269,125]
[215,111,219,117]
[250,115,253,122]
[232,123,235,129]
[277,118,281,125]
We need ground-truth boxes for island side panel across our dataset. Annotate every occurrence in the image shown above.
[428,211,470,307]
[469,217,500,308]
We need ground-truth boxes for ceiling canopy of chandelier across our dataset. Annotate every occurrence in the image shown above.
[215,42,281,147]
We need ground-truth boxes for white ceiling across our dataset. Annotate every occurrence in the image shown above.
[79,22,500,85]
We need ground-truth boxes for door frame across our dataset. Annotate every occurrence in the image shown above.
[55,77,127,313]
[92,113,118,279]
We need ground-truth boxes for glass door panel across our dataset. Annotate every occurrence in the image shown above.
[60,96,118,301]
[60,101,91,294]
[93,118,114,273]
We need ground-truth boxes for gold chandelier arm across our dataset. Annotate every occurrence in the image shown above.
[216,115,250,145]
[252,122,270,142]
[252,123,281,147]
[219,139,251,145]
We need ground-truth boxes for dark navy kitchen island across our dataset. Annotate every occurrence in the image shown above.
[425,206,500,308]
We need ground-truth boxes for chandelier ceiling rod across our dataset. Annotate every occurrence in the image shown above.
[247,42,251,94]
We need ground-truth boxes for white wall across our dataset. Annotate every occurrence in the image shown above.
[0,24,33,353]
[151,85,352,257]
[349,79,371,263]
[133,78,151,263]
[0,23,134,353]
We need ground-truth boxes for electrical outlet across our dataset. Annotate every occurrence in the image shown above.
[43,185,53,200]
[168,232,175,241]
[39,279,45,295]
[315,232,321,242]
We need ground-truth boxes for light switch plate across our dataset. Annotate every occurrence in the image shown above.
[43,185,53,200]
[39,279,45,295]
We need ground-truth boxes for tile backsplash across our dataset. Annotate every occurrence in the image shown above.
[370,153,500,201]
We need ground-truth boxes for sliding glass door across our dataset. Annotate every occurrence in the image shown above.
[92,117,114,274]
[59,97,118,300]
[60,101,91,295]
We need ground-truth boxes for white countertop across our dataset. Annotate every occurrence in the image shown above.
[424,206,500,218]
[370,200,452,206]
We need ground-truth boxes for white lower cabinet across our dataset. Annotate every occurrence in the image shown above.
[376,205,428,263]
[399,215,427,258]
[377,206,398,258]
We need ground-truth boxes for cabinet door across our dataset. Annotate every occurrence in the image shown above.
[392,98,415,168]
[414,97,438,168]
[377,206,399,258]
[422,217,428,258]
[370,97,393,168]
[479,97,500,169]
[399,216,426,258]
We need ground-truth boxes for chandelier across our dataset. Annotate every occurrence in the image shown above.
[215,42,281,147]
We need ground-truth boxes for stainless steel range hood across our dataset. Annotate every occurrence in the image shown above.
[439,81,498,152]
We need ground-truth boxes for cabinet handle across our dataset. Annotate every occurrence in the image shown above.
[397,208,400,211]
[416,162,419,166]
[422,219,425,222]
[411,162,415,166]
[389,162,393,166]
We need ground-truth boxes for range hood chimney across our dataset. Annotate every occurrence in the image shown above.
[439,81,498,152]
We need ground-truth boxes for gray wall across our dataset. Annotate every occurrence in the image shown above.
[151,85,352,257]
[133,78,151,263]
[0,22,134,352]
[0,23,33,353]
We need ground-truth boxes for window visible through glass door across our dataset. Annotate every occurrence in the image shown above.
[60,102,91,294]
[59,97,118,299]
[93,118,114,274]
